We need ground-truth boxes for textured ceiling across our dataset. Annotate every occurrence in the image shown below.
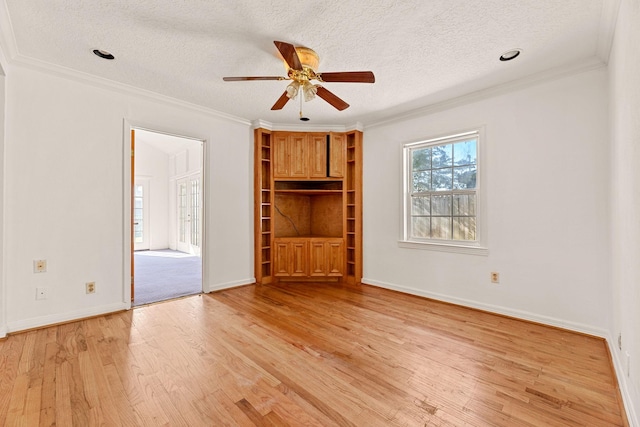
[1,0,617,126]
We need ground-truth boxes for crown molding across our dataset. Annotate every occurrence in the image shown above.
[0,1,250,126]
[9,52,252,127]
[365,57,607,130]
[251,120,363,133]
[0,0,16,70]
[596,0,621,64]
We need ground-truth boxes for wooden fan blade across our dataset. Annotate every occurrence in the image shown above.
[318,71,375,83]
[223,76,284,81]
[316,86,349,111]
[271,91,290,110]
[274,41,302,71]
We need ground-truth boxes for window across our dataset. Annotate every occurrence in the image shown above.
[133,184,144,244]
[402,129,486,252]
[190,177,201,247]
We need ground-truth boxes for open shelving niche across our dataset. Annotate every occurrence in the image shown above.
[345,131,362,281]
[254,128,273,283]
[274,181,343,239]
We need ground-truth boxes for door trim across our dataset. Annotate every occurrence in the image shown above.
[123,120,209,307]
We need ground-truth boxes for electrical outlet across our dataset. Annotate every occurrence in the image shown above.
[36,287,48,300]
[626,352,631,377]
[86,282,96,294]
[34,259,47,273]
[490,272,500,283]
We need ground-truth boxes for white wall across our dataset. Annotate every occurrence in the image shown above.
[3,64,253,333]
[609,0,640,423]
[0,61,5,337]
[363,68,611,335]
[135,140,170,250]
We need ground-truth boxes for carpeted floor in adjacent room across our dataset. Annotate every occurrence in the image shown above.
[133,249,201,306]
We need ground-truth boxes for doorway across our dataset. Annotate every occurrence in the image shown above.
[131,128,204,306]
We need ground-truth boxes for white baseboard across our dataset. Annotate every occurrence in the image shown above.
[205,278,255,293]
[361,278,608,337]
[7,302,130,334]
[606,333,639,426]
[3,277,257,334]
[362,277,638,426]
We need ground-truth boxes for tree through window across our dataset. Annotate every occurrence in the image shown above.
[405,131,479,243]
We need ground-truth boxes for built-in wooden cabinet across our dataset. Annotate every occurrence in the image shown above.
[272,132,345,179]
[254,128,362,284]
[274,237,344,278]
[273,133,310,178]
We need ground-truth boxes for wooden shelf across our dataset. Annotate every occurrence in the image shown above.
[275,189,342,195]
[275,180,342,191]
[274,234,342,239]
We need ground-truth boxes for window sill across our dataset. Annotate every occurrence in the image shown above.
[398,240,489,256]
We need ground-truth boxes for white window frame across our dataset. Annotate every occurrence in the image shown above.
[400,128,488,255]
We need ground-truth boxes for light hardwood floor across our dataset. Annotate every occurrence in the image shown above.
[0,283,628,426]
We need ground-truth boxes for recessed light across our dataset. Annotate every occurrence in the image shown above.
[93,49,115,60]
[499,49,521,61]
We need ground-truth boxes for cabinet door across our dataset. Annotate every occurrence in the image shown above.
[288,134,308,178]
[309,240,327,276]
[273,240,291,276]
[329,133,345,178]
[290,240,308,276]
[309,238,343,277]
[326,239,344,276]
[309,135,327,178]
[272,134,289,178]
[274,239,308,276]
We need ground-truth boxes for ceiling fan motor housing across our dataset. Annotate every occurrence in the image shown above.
[285,46,320,72]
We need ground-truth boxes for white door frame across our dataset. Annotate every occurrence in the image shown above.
[0,62,6,337]
[123,120,209,307]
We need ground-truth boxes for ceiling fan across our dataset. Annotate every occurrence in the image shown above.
[223,41,375,112]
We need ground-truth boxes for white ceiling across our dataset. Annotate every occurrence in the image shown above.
[1,0,619,126]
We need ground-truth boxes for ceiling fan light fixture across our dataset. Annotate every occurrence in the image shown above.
[499,49,521,61]
[302,82,317,102]
[286,81,300,99]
